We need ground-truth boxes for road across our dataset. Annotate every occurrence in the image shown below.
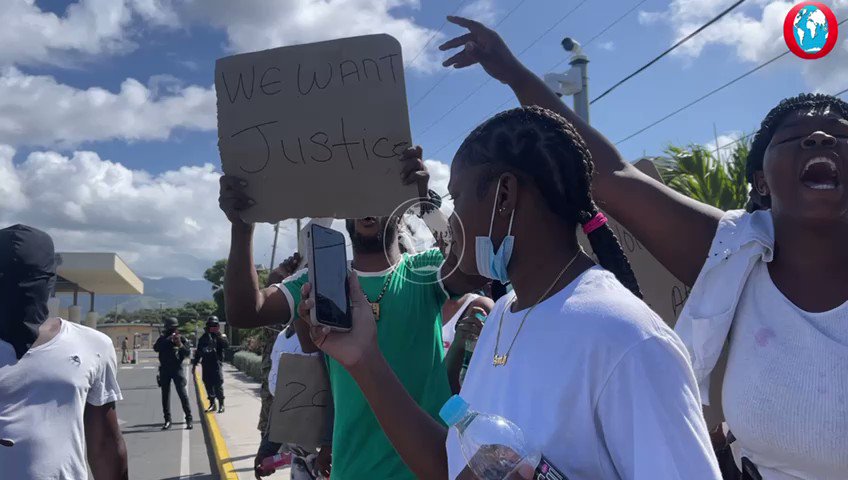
[116,350,218,480]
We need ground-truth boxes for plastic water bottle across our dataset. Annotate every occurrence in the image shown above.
[439,395,539,480]
[459,312,486,384]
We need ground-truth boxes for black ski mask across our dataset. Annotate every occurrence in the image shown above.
[0,225,57,359]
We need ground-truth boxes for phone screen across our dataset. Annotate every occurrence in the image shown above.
[310,225,351,329]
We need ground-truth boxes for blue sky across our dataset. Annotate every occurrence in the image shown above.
[1,0,846,279]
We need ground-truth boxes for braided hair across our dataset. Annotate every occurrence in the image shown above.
[454,106,642,298]
[746,93,848,211]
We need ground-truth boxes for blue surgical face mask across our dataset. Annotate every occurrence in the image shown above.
[475,183,515,282]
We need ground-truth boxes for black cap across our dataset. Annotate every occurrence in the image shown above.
[206,316,220,327]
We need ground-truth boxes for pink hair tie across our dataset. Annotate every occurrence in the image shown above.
[582,212,608,235]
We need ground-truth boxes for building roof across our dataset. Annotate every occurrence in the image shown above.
[56,252,144,295]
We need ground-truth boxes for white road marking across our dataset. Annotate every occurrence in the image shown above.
[120,366,133,370]
[179,367,191,479]
[142,366,156,369]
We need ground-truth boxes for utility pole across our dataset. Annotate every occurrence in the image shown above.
[713,123,722,163]
[270,221,280,269]
[544,37,590,123]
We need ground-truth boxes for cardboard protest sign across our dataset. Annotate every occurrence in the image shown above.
[216,34,417,223]
[577,159,725,426]
[268,353,332,449]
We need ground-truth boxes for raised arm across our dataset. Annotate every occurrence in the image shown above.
[440,16,723,286]
[219,176,292,328]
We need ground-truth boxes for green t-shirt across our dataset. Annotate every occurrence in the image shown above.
[282,248,451,480]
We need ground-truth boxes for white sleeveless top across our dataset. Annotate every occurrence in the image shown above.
[723,262,848,480]
[441,294,479,351]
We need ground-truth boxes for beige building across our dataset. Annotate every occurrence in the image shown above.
[48,252,144,329]
[98,323,160,350]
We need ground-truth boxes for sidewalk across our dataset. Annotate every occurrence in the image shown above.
[198,363,292,480]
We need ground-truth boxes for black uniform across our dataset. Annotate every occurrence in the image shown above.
[192,332,228,405]
[154,331,193,425]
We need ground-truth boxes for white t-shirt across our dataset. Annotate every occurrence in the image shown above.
[447,267,720,480]
[0,319,122,480]
[722,262,848,480]
[269,329,320,395]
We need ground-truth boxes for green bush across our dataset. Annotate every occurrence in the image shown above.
[232,351,263,382]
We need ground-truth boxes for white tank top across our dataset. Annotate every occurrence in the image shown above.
[723,262,848,480]
[441,294,479,351]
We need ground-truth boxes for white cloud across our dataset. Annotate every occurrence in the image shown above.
[702,130,745,160]
[640,0,848,91]
[0,146,454,278]
[178,0,446,72]
[0,68,215,148]
[597,41,615,51]
[0,0,178,67]
[459,0,499,25]
[0,145,284,278]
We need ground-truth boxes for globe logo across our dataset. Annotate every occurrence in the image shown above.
[784,2,839,59]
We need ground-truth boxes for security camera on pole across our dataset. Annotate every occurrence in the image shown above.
[544,37,590,123]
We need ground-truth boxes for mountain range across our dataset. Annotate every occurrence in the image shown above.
[59,277,215,314]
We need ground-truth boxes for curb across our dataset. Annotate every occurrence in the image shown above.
[194,369,240,480]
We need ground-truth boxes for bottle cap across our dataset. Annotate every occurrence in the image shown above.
[439,395,470,426]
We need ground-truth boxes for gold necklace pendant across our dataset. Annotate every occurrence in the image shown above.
[370,302,380,321]
[492,354,508,366]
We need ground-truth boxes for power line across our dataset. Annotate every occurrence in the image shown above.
[615,50,790,145]
[416,0,589,138]
[592,0,748,104]
[514,0,588,58]
[616,16,848,145]
[549,0,650,73]
[495,0,531,27]
[430,0,643,157]
[410,0,529,110]
[585,0,650,48]
[711,84,848,153]
[407,0,473,68]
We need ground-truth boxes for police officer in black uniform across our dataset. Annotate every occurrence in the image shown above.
[192,316,229,413]
[153,317,193,430]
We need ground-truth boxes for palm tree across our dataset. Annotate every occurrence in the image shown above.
[654,139,751,211]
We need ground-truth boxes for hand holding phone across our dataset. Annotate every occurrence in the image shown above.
[305,224,352,332]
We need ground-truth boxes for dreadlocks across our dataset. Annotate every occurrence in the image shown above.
[746,93,848,211]
[455,106,643,298]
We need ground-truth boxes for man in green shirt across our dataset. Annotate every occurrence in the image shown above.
[219,147,486,479]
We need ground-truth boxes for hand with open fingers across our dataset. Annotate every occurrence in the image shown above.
[439,16,524,85]
[298,273,378,369]
[454,306,486,344]
[218,174,255,226]
[400,146,430,199]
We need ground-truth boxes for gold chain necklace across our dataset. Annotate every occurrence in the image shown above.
[363,268,394,321]
[492,249,583,366]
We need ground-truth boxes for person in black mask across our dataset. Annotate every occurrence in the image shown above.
[154,317,193,430]
[0,225,128,479]
[192,316,229,413]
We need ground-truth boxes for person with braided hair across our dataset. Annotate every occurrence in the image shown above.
[297,17,720,480]
[465,14,848,479]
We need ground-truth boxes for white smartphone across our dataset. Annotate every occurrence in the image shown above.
[304,224,352,332]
